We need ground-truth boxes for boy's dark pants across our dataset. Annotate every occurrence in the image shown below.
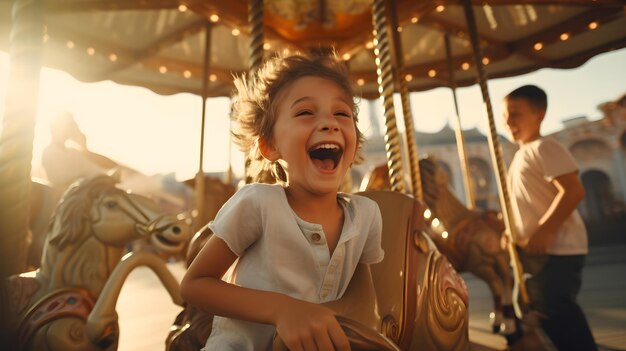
[522,253,597,351]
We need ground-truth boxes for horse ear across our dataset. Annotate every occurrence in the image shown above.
[107,167,122,182]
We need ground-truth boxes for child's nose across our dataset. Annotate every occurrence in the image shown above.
[319,115,340,132]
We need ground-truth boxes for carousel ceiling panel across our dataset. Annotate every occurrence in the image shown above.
[1,0,624,99]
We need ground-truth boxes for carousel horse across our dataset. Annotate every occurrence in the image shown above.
[6,174,191,351]
[168,190,470,351]
[362,158,520,340]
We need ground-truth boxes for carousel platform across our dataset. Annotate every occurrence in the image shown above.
[116,244,626,351]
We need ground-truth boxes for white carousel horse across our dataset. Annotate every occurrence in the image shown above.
[7,174,191,351]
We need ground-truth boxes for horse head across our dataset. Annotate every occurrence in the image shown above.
[10,173,191,351]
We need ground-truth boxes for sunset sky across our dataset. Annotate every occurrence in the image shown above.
[1,48,625,182]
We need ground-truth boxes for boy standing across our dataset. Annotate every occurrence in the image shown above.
[504,85,597,350]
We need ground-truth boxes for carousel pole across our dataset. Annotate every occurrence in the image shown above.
[461,0,528,312]
[371,0,406,194]
[444,34,476,209]
[194,21,212,229]
[0,1,43,347]
[244,0,264,183]
[388,0,423,201]
[0,0,44,277]
[248,0,264,75]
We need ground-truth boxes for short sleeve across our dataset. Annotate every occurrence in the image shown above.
[537,138,578,181]
[208,184,263,256]
[359,201,384,264]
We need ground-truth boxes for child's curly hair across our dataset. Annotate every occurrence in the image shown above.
[231,52,365,183]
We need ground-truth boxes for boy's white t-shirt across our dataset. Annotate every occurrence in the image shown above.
[203,183,384,351]
[507,137,588,255]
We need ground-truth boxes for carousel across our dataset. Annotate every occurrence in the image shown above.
[1,1,625,350]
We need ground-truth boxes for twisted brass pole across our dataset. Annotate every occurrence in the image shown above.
[389,1,423,201]
[248,0,264,76]
[0,0,44,277]
[1,5,43,344]
[244,0,264,183]
[444,34,475,209]
[371,0,405,194]
[461,0,528,310]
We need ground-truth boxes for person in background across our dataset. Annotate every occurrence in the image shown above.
[503,85,597,351]
[180,53,384,350]
[41,111,118,197]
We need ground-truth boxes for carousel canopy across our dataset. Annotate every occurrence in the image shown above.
[1,0,625,99]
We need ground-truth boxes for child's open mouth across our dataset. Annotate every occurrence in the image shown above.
[309,143,343,171]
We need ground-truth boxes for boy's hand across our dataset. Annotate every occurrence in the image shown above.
[275,299,350,351]
[523,228,555,254]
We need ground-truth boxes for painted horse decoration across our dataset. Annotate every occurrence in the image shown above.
[362,157,520,342]
[7,174,191,351]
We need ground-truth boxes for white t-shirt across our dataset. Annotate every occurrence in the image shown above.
[203,183,384,350]
[507,137,588,255]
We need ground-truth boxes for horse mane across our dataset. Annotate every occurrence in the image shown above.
[47,175,119,250]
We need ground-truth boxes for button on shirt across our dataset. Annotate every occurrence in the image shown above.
[204,183,384,351]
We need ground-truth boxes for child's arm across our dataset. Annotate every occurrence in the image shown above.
[524,171,585,254]
[180,234,351,351]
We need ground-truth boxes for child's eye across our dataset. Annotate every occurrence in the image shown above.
[335,111,352,118]
[295,110,313,117]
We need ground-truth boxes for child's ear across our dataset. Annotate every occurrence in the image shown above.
[258,137,280,161]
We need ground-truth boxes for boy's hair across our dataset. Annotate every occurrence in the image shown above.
[231,52,364,183]
[504,84,548,113]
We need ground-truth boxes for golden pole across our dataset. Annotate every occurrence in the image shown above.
[461,0,528,311]
[388,0,423,201]
[1,1,43,347]
[194,21,211,229]
[444,34,476,209]
[244,0,264,184]
[371,0,406,194]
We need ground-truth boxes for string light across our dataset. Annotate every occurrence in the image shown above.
[533,42,543,51]
[178,4,187,12]
[482,57,490,65]
[231,28,240,36]
[342,53,351,61]
[210,14,219,23]
[209,74,217,82]
[428,69,437,77]
[108,53,117,62]
[560,32,570,41]
[183,70,192,78]
[404,74,413,82]
[159,66,167,73]
[588,21,598,30]
[424,209,432,219]
[357,78,365,86]
[66,40,75,49]
[411,16,419,24]
[461,62,470,70]
[263,42,271,50]
[397,26,403,33]
[86,47,95,56]
[365,41,374,49]
[436,5,445,12]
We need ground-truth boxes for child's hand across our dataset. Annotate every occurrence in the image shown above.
[275,299,351,351]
